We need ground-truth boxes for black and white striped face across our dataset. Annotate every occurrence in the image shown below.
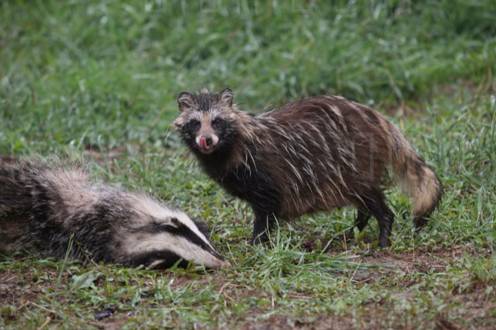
[122,197,229,269]
[174,88,237,155]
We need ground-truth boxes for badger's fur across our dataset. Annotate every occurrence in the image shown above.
[0,160,228,269]
[174,88,442,247]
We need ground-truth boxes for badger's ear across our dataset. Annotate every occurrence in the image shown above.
[192,217,210,237]
[177,92,195,112]
[219,88,233,107]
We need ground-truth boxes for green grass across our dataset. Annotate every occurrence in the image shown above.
[1,1,495,329]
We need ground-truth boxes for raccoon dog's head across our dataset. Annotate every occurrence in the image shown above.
[173,88,238,155]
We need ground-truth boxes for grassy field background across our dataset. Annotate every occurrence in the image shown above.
[1,0,495,329]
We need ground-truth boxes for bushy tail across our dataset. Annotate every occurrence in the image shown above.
[387,125,443,228]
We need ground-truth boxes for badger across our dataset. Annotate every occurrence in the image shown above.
[173,88,442,247]
[0,160,228,269]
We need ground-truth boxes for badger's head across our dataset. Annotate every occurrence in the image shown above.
[120,196,229,270]
[173,88,238,155]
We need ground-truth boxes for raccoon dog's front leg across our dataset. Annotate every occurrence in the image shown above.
[356,189,395,247]
[251,207,277,244]
[345,208,372,240]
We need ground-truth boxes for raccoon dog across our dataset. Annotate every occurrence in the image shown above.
[0,160,228,269]
[174,88,442,247]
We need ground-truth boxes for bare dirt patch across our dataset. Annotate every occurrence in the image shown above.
[327,244,491,283]
[239,314,355,330]
[0,269,44,307]
[237,305,435,330]
[237,284,496,330]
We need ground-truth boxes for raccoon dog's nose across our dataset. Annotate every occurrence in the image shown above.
[196,135,219,152]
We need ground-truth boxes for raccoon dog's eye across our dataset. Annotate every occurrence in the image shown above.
[187,119,201,130]
[211,117,224,128]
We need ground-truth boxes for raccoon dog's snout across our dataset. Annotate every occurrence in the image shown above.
[196,134,219,153]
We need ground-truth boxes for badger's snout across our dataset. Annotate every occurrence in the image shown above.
[196,134,219,153]
[206,257,231,269]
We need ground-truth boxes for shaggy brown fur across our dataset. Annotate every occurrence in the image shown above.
[174,89,442,247]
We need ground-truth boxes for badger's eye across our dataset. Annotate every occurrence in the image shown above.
[211,117,224,128]
[170,217,180,226]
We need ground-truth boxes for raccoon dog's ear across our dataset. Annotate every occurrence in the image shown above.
[219,88,233,107]
[177,92,195,112]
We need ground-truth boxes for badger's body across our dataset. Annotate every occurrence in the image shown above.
[174,89,442,247]
[0,161,228,269]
